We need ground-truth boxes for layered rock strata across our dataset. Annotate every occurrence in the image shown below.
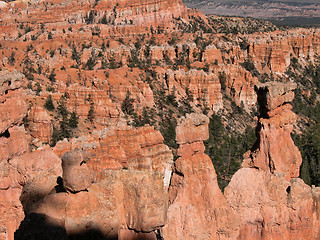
[242,81,302,179]
[163,113,240,239]
[0,70,63,240]
[225,81,320,240]
[27,106,53,144]
[53,125,173,181]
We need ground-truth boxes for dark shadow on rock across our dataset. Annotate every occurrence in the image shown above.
[55,176,67,193]
[68,230,117,240]
[20,177,66,214]
[14,213,68,240]
[255,84,269,118]
[14,213,118,240]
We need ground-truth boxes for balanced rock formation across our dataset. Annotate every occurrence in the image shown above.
[53,125,173,181]
[17,125,173,240]
[164,113,240,239]
[242,81,302,179]
[61,148,96,193]
[224,81,320,240]
[31,170,168,239]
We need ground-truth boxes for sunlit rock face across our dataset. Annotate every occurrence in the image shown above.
[225,81,320,240]
[163,113,240,240]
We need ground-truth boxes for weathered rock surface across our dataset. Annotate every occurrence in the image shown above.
[33,170,168,239]
[0,70,28,240]
[54,125,173,181]
[165,69,223,112]
[0,0,320,239]
[164,113,240,239]
[27,107,52,144]
[0,160,24,240]
[246,30,320,73]
[0,70,63,240]
[61,148,96,193]
[0,70,24,96]
[225,168,320,240]
[243,81,302,179]
[0,126,30,162]
[0,89,28,136]
[224,81,320,240]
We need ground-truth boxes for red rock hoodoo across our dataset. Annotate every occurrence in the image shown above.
[225,81,320,240]
[0,0,320,238]
[163,113,240,240]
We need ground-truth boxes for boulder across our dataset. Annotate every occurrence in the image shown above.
[61,148,96,193]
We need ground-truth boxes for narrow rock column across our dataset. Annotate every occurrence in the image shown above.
[163,113,239,240]
[242,81,302,179]
[225,81,320,240]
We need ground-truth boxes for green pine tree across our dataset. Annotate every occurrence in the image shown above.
[87,94,95,123]
[44,95,55,111]
[69,111,79,129]
[121,91,134,116]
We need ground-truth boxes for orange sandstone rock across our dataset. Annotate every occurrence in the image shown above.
[224,81,320,240]
[243,82,302,179]
[27,107,53,144]
[164,113,240,240]
[53,125,173,180]
[61,148,96,193]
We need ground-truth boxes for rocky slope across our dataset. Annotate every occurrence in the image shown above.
[0,0,320,239]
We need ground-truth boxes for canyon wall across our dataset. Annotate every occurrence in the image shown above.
[0,0,320,239]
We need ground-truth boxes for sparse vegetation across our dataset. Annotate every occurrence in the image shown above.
[205,114,256,190]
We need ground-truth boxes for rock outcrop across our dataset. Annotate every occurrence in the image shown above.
[164,113,240,239]
[53,125,173,181]
[0,71,27,134]
[165,69,223,112]
[27,153,171,239]
[1,0,320,238]
[242,81,302,179]
[225,81,320,240]
[27,107,52,144]
[0,70,63,240]
[61,148,96,193]
[246,30,320,73]
[0,71,28,240]
[13,124,173,239]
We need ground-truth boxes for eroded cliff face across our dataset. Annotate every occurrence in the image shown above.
[0,0,319,128]
[0,71,62,240]
[0,74,320,240]
[0,0,187,37]
[0,0,320,239]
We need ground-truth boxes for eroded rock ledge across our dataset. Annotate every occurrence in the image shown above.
[1,70,320,240]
